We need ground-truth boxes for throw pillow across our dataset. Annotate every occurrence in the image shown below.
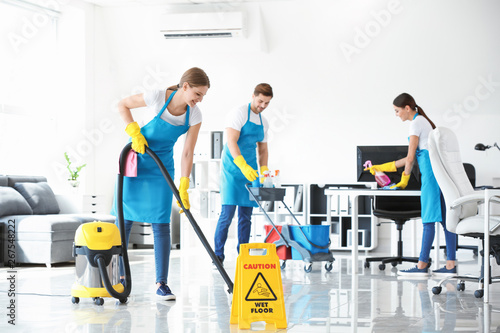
[0,187,33,216]
[14,182,60,215]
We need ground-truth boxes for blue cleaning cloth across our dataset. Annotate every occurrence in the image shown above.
[381,184,399,190]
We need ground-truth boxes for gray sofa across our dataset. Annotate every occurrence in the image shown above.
[0,175,115,267]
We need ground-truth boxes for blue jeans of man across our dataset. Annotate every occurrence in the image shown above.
[118,219,171,284]
[214,205,253,261]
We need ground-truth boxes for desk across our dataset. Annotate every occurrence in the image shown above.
[482,189,500,303]
[325,188,421,275]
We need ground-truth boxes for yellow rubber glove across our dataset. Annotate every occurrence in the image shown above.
[365,161,397,175]
[177,177,190,214]
[125,122,148,154]
[390,172,410,189]
[233,155,258,182]
[260,165,269,184]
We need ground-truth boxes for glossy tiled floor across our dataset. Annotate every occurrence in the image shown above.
[1,245,500,332]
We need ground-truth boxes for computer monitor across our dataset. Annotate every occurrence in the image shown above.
[356,145,421,190]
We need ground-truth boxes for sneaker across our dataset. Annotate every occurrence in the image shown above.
[432,266,457,277]
[156,282,176,301]
[397,265,429,277]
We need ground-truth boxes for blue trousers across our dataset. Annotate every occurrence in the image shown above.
[214,205,253,261]
[118,219,171,284]
[419,195,457,263]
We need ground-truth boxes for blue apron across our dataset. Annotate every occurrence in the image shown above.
[220,104,264,207]
[413,114,442,223]
[112,90,190,223]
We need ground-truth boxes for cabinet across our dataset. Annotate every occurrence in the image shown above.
[82,195,109,214]
[57,194,110,214]
[181,130,224,251]
[309,184,377,251]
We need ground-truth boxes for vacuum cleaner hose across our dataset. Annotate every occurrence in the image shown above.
[116,143,233,294]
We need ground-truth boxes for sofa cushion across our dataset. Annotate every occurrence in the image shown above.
[14,182,60,214]
[0,187,33,216]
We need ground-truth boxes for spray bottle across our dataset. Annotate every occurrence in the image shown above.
[363,160,392,187]
[274,170,281,188]
[263,170,273,188]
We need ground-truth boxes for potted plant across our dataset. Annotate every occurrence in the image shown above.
[64,152,86,187]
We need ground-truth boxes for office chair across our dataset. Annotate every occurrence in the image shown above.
[433,163,479,257]
[364,195,422,270]
[428,127,500,299]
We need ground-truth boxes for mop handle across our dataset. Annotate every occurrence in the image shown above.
[136,145,234,294]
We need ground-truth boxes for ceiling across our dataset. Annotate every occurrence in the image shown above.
[79,0,273,7]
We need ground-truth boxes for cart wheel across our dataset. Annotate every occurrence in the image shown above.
[378,263,386,271]
[95,297,104,306]
[280,260,286,270]
[119,298,128,304]
[474,289,484,298]
[432,286,442,295]
[71,297,79,304]
[457,282,465,292]
[325,262,333,272]
[304,264,313,273]
[364,261,370,269]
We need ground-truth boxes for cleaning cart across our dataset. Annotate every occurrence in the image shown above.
[246,184,334,272]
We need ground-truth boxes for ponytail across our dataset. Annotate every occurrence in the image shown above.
[415,104,436,129]
[167,84,179,91]
[393,93,436,129]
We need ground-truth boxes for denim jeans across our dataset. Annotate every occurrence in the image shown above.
[418,195,457,263]
[118,219,171,284]
[214,205,253,261]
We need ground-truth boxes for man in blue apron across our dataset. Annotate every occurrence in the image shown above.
[111,67,210,300]
[213,83,274,265]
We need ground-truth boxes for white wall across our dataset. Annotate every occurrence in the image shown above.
[85,0,500,201]
[3,0,499,200]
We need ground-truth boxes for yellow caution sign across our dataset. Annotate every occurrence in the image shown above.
[230,243,287,329]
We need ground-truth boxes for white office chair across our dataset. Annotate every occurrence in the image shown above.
[428,127,500,301]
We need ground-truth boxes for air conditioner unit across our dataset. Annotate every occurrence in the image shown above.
[160,11,244,39]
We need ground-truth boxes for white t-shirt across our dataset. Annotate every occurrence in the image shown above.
[142,89,202,126]
[225,104,269,142]
[409,115,433,150]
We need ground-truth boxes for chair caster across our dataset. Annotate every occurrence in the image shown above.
[304,263,313,273]
[280,260,286,270]
[364,261,370,269]
[474,289,484,298]
[457,282,465,291]
[71,297,79,304]
[378,264,386,270]
[432,286,442,295]
[391,262,398,267]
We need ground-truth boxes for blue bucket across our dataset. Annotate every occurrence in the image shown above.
[289,225,330,260]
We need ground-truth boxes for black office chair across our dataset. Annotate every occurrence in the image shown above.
[364,196,422,270]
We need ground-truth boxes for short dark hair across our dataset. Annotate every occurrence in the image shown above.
[254,83,273,97]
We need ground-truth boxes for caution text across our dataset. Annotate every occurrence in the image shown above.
[243,264,276,270]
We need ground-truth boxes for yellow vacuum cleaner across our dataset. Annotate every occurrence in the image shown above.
[71,221,129,305]
[71,146,133,306]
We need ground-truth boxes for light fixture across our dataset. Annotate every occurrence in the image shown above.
[474,142,500,151]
